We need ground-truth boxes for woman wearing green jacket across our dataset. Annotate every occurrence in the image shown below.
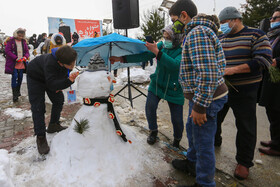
[110,25,184,148]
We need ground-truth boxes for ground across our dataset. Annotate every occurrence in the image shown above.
[0,55,279,186]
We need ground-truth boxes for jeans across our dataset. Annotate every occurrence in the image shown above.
[27,76,64,136]
[216,87,258,168]
[145,91,184,140]
[11,69,23,88]
[186,95,227,187]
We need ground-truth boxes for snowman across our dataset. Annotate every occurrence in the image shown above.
[42,53,148,186]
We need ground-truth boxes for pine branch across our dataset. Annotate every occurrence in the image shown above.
[269,66,280,83]
[73,118,90,134]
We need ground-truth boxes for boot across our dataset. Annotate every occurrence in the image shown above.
[47,121,67,133]
[173,139,181,148]
[17,85,21,96]
[147,130,158,145]
[12,88,18,102]
[36,135,50,155]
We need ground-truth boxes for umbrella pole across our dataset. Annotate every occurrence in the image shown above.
[114,29,147,108]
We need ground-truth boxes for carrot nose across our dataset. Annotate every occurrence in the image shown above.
[107,76,117,83]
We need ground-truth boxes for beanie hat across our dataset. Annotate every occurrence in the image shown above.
[218,6,242,22]
[162,25,175,40]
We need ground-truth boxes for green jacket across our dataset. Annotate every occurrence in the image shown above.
[126,42,184,105]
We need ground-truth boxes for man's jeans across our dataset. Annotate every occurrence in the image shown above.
[145,91,184,140]
[186,95,228,187]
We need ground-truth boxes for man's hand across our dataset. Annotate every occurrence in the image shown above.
[190,109,207,126]
[224,67,237,75]
[145,42,159,56]
[272,58,277,67]
[109,56,123,64]
[69,72,79,82]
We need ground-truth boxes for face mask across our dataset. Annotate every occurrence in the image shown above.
[163,39,173,49]
[271,21,280,29]
[172,18,185,34]
[220,22,232,34]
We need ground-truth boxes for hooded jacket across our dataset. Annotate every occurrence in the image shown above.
[49,33,66,53]
[179,17,227,113]
[27,48,73,91]
[5,28,30,74]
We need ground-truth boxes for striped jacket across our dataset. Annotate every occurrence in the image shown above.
[179,17,226,110]
[219,26,272,86]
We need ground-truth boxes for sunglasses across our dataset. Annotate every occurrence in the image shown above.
[270,16,280,21]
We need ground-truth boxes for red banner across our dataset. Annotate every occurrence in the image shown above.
[75,19,101,38]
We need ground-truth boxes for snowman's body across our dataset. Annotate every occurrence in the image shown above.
[45,71,145,186]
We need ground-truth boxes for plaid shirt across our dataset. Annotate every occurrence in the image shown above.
[179,17,226,108]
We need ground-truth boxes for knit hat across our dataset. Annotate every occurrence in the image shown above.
[88,52,107,72]
[162,25,175,41]
[218,6,242,22]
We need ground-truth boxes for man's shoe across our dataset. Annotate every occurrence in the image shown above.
[36,135,50,155]
[234,164,249,180]
[259,147,280,156]
[47,122,67,133]
[260,140,273,147]
[172,139,180,148]
[147,130,158,145]
[172,159,196,177]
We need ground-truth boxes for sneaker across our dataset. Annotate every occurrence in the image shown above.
[36,135,50,155]
[47,122,67,133]
[147,130,158,145]
[173,139,180,148]
[172,159,196,177]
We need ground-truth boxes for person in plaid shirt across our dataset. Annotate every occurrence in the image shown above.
[169,1,228,186]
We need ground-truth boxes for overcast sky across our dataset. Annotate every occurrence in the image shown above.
[0,0,246,38]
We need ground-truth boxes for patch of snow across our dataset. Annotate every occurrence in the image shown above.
[4,108,31,120]
[0,150,14,187]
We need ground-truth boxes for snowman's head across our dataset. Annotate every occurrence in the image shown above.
[77,70,115,98]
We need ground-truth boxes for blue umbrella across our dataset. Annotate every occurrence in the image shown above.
[72,33,148,68]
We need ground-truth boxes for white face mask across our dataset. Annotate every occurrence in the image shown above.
[163,39,173,49]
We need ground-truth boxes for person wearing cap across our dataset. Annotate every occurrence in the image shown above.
[216,6,272,180]
[168,1,228,186]
[258,7,280,157]
[110,25,184,149]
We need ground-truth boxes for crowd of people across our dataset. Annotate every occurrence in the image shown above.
[1,0,280,186]
[111,0,280,186]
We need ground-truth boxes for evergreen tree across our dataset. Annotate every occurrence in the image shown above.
[241,0,280,27]
[138,8,165,42]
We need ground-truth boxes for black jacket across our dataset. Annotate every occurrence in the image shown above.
[259,26,280,109]
[27,53,73,92]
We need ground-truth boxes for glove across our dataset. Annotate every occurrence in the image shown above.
[22,56,27,62]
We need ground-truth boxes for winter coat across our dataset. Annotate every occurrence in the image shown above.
[49,33,66,53]
[125,42,184,105]
[27,48,73,92]
[259,26,280,109]
[5,37,30,74]
[29,37,37,48]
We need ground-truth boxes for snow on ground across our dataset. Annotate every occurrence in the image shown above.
[4,108,32,120]
[115,65,155,86]
[0,69,171,187]
[0,150,14,187]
